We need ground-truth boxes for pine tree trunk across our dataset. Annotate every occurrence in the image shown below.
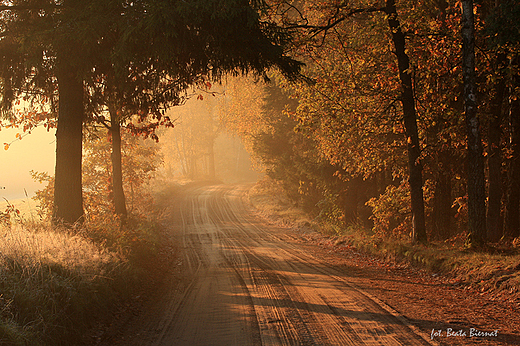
[53,63,84,225]
[386,0,427,243]
[109,104,128,220]
[462,0,487,247]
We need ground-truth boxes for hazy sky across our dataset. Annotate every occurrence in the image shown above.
[0,126,56,201]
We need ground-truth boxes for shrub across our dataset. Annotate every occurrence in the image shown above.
[366,182,412,238]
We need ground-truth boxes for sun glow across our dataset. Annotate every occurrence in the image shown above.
[0,125,56,200]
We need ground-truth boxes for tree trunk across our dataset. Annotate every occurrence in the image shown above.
[432,157,453,240]
[504,55,520,239]
[208,139,216,180]
[109,104,128,220]
[190,149,197,179]
[461,0,487,247]
[53,63,84,226]
[386,0,427,243]
[487,56,506,242]
[174,135,188,176]
[343,176,363,224]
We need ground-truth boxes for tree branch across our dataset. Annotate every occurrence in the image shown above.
[285,6,385,36]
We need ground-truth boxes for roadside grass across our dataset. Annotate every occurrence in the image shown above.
[248,178,314,228]
[333,223,520,299]
[249,177,520,304]
[0,206,166,345]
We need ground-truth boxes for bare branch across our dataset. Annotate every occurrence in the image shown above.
[285,6,385,36]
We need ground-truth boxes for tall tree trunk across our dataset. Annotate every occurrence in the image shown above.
[386,0,427,243]
[487,57,506,242]
[53,63,84,225]
[461,0,487,247]
[504,55,520,238]
[108,104,128,220]
[174,135,188,176]
[432,155,453,240]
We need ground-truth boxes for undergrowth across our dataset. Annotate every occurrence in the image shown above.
[0,129,170,345]
[249,177,520,304]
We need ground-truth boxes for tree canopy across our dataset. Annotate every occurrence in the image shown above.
[0,0,303,225]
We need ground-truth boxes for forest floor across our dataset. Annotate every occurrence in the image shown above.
[92,181,520,345]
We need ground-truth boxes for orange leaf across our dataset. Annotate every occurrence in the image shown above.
[4,143,9,150]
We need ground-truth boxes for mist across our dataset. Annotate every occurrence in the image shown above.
[156,89,262,184]
[0,126,56,201]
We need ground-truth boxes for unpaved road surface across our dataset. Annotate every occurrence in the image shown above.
[98,184,519,345]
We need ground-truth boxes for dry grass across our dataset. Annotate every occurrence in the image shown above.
[1,224,121,274]
[0,197,38,221]
[329,224,520,303]
[248,177,314,228]
[0,222,126,345]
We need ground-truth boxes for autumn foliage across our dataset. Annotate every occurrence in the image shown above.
[223,0,520,246]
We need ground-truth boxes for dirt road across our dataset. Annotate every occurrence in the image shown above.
[101,184,441,346]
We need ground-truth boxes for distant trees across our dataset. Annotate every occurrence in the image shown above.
[158,89,262,183]
[163,96,220,180]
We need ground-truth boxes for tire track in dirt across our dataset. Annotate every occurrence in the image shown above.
[205,184,434,345]
[106,184,436,345]
[152,186,260,346]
